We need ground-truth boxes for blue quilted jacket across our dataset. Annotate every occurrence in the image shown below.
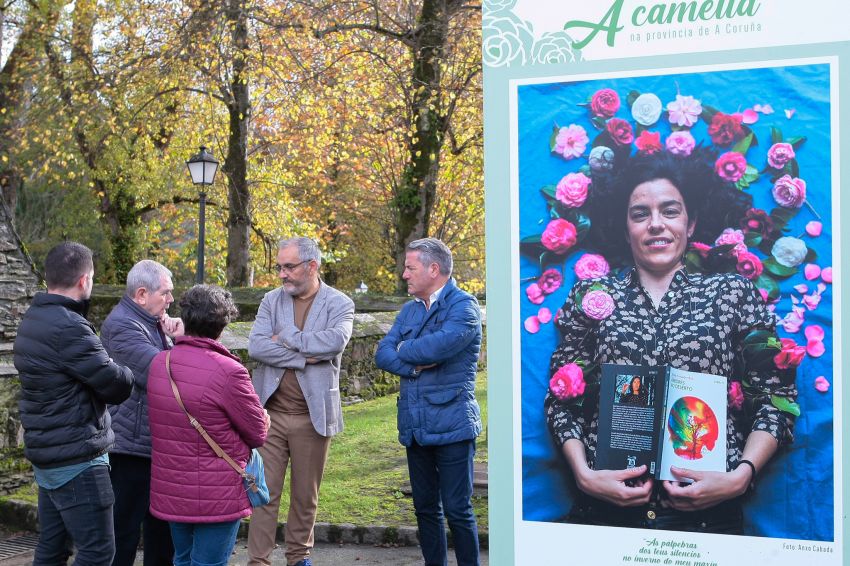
[101,295,172,457]
[375,279,482,446]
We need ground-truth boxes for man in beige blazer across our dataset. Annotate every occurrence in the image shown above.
[247,237,355,566]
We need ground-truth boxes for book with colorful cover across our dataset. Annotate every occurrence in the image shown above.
[596,363,727,481]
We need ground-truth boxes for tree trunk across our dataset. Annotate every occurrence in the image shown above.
[223,0,251,287]
[392,0,450,293]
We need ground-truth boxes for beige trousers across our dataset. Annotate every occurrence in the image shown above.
[247,411,331,566]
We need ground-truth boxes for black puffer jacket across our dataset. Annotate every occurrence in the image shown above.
[14,292,134,468]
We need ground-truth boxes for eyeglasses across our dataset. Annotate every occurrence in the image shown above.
[273,260,309,274]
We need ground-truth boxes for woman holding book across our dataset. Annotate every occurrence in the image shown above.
[544,148,798,533]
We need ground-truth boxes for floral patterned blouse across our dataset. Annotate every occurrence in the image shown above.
[545,268,797,474]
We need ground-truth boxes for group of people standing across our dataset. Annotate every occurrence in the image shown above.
[14,236,484,566]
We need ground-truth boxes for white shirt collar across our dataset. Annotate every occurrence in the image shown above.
[414,284,446,311]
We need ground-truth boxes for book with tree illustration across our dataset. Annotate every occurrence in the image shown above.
[596,363,727,481]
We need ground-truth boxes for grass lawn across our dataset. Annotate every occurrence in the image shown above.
[3,372,489,530]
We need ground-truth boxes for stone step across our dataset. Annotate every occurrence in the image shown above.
[0,364,18,378]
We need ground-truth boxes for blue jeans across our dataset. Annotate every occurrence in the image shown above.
[169,520,241,566]
[406,439,479,566]
[34,464,115,566]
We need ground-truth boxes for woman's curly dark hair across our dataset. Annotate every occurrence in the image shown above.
[584,146,753,267]
[179,284,239,339]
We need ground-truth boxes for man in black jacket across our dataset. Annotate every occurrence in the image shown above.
[14,242,134,566]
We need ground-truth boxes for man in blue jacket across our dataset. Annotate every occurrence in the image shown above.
[101,259,183,566]
[15,241,134,565]
[375,238,482,566]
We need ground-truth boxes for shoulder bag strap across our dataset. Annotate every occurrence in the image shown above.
[165,351,248,479]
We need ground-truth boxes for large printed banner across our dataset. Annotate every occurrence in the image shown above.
[483,2,847,565]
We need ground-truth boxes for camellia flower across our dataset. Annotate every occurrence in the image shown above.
[574,253,610,280]
[772,174,807,208]
[606,118,634,146]
[581,290,615,320]
[736,251,763,280]
[590,88,620,118]
[537,307,552,324]
[538,269,563,294]
[549,363,586,400]
[708,112,744,146]
[525,283,544,304]
[666,94,702,127]
[553,124,589,160]
[728,381,744,411]
[715,228,747,257]
[740,208,776,239]
[541,218,578,253]
[714,151,748,182]
[814,376,830,393]
[635,130,662,155]
[555,172,591,208]
[588,146,615,171]
[767,142,796,169]
[772,236,808,268]
[631,93,663,126]
[665,131,696,156]
[773,337,806,369]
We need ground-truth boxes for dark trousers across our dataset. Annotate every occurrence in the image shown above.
[109,454,173,566]
[34,465,115,566]
[406,439,479,566]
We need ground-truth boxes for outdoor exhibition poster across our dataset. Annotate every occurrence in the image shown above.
[483,1,846,564]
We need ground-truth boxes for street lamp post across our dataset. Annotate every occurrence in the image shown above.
[185,146,219,284]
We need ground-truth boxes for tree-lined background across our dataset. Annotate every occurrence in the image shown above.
[0,0,484,294]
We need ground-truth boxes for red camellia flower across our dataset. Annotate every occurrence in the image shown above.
[606,118,634,146]
[774,338,806,369]
[541,219,578,254]
[736,251,763,280]
[740,208,777,239]
[590,88,620,118]
[635,130,662,154]
[538,269,564,294]
[708,112,744,146]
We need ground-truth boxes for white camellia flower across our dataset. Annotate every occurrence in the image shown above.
[631,93,663,126]
[588,146,615,171]
[771,236,808,268]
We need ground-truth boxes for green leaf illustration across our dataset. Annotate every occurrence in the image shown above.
[762,257,798,279]
[771,395,801,417]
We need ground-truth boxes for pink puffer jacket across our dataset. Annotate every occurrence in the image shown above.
[148,335,267,523]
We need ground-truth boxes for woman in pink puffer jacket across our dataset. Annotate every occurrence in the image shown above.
[148,285,269,566]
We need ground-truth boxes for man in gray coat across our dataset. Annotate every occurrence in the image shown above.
[247,237,355,566]
[100,260,182,566]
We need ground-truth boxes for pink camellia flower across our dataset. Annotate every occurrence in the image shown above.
[666,94,702,127]
[525,283,544,304]
[714,152,748,182]
[581,290,615,320]
[606,118,634,146]
[715,228,747,258]
[635,130,662,154]
[524,315,541,334]
[665,131,696,156]
[804,264,821,281]
[814,376,830,393]
[767,142,796,169]
[728,381,744,411]
[708,112,744,146]
[736,251,763,280]
[541,218,578,254]
[806,221,823,237]
[538,269,563,294]
[537,307,552,324]
[689,242,711,258]
[779,306,805,333]
[553,124,589,160]
[590,88,620,118]
[773,337,806,369]
[555,172,591,208]
[574,253,610,280]
[805,325,825,357]
[772,174,807,208]
[821,267,833,284]
[549,363,586,400]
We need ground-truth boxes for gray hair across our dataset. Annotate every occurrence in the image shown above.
[278,237,322,269]
[126,260,172,296]
[407,238,452,276]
